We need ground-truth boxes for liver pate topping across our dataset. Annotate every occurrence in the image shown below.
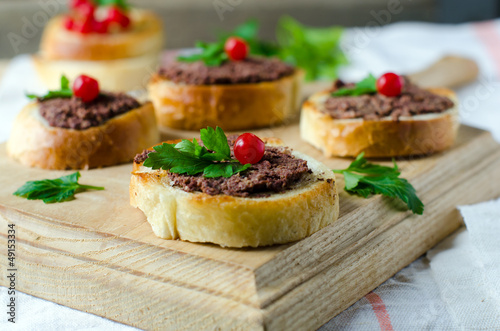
[39,93,140,130]
[158,57,295,85]
[323,77,454,121]
[134,149,152,164]
[135,139,312,197]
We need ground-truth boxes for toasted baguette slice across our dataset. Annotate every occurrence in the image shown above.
[300,88,459,158]
[7,102,159,170]
[130,138,339,248]
[34,9,163,91]
[148,70,303,131]
[33,53,159,92]
[39,10,163,61]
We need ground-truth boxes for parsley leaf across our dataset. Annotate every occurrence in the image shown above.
[26,75,73,101]
[333,153,424,215]
[332,74,378,97]
[93,0,129,9]
[144,143,212,175]
[199,126,231,161]
[60,75,70,90]
[276,16,347,81]
[142,126,252,178]
[175,138,207,157]
[178,41,228,67]
[13,172,104,204]
[204,163,251,178]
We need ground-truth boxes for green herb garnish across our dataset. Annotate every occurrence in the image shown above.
[13,172,104,204]
[276,16,348,81]
[93,0,129,9]
[332,74,377,97]
[178,18,347,79]
[178,20,279,66]
[218,19,281,57]
[333,153,424,215]
[143,127,251,178]
[26,75,73,101]
[178,41,228,67]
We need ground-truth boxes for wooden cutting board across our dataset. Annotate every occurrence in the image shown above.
[1,122,500,330]
[0,55,493,330]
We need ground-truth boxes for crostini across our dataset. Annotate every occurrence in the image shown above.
[148,37,303,131]
[300,73,459,157]
[33,0,163,91]
[7,75,159,170]
[130,128,338,247]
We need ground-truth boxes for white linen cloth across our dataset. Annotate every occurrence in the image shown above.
[1,19,500,330]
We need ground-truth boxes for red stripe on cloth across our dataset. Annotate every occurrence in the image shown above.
[473,21,500,78]
[365,291,394,331]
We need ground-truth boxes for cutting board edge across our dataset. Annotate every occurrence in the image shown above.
[252,126,500,307]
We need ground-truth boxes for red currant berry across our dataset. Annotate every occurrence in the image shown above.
[92,19,109,34]
[107,7,131,28]
[69,0,89,10]
[76,1,95,19]
[224,37,249,61]
[234,133,265,165]
[63,16,75,31]
[376,73,404,97]
[74,17,93,34]
[72,75,100,103]
[119,15,131,28]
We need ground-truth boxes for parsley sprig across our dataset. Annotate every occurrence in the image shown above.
[13,172,104,204]
[276,16,347,81]
[143,127,251,178]
[93,0,129,9]
[218,19,280,57]
[332,74,377,97]
[27,75,73,101]
[333,153,424,215]
[178,20,278,66]
[178,18,347,80]
[178,41,228,67]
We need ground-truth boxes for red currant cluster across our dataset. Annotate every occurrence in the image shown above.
[64,0,131,34]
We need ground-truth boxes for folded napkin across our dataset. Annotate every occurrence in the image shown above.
[322,19,500,330]
[428,199,500,329]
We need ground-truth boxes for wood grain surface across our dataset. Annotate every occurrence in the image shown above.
[0,55,491,330]
[1,123,500,330]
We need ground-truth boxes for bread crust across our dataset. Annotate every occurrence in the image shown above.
[130,139,339,248]
[40,10,163,61]
[300,87,459,158]
[147,70,304,131]
[32,53,160,92]
[7,102,159,170]
[34,9,163,91]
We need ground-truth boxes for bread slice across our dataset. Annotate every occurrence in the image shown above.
[147,70,303,131]
[34,9,163,91]
[7,102,159,170]
[33,53,160,92]
[130,138,339,248]
[300,88,459,158]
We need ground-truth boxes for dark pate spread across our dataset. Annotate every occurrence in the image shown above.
[324,77,454,121]
[157,57,295,85]
[39,93,140,130]
[134,139,312,198]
